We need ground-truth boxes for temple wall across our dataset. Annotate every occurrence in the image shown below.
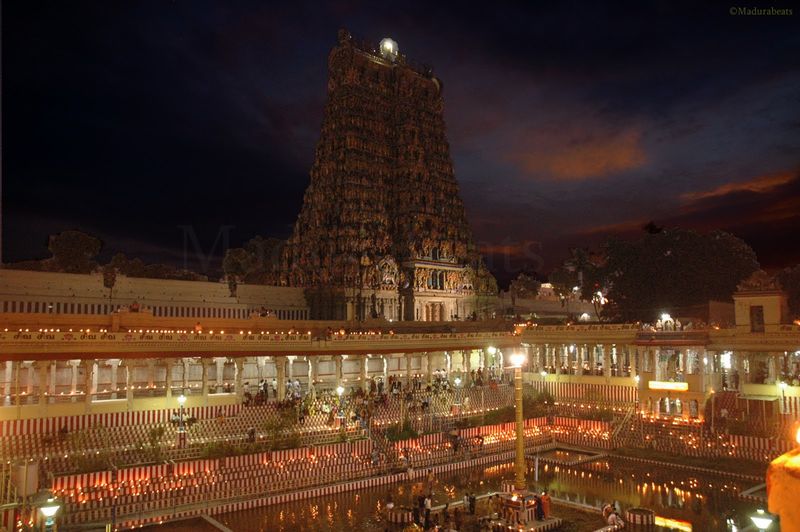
[0,269,309,319]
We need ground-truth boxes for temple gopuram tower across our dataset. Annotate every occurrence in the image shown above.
[282,30,497,321]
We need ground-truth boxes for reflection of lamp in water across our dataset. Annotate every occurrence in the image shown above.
[750,508,774,530]
[509,352,527,491]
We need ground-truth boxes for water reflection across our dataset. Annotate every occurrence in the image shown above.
[215,457,760,531]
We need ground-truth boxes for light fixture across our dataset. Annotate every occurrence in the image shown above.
[177,394,186,405]
[487,346,497,355]
[336,385,344,396]
[540,371,547,378]
[509,353,526,367]
[648,381,689,392]
[660,313,672,322]
[40,498,60,519]
[454,377,462,387]
[750,509,774,530]
[379,37,398,61]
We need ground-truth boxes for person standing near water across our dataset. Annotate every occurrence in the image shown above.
[541,491,551,519]
[385,491,394,510]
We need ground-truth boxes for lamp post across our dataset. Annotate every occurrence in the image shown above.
[336,385,345,435]
[750,508,774,531]
[38,496,60,532]
[177,394,187,448]
[709,388,715,436]
[509,352,527,491]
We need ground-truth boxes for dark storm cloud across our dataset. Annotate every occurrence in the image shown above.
[3,0,799,280]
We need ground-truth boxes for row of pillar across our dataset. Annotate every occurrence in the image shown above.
[531,344,637,378]
[1,349,501,405]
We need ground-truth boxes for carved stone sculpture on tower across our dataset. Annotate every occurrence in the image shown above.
[281,30,497,319]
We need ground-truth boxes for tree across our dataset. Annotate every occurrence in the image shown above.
[107,252,206,281]
[48,231,101,273]
[509,273,541,300]
[509,272,541,313]
[109,253,129,273]
[221,236,284,291]
[602,228,759,321]
[222,247,252,296]
[548,267,579,304]
[548,248,607,310]
[102,264,117,301]
[643,221,664,234]
[262,409,297,450]
[777,265,800,318]
[244,236,284,282]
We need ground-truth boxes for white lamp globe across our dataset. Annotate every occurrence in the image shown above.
[379,38,398,61]
[40,499,59,518]
[509,353,526,367]
[750,509,773,530]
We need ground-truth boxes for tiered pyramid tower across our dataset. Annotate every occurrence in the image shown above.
[282,30,497,320]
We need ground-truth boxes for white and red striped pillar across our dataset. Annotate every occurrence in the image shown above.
[35,360,49,406]
[164,358,175,399]
[201,358,212,399]
[276,356,286,399]
[627,345,638,379]
[81,359,94,408]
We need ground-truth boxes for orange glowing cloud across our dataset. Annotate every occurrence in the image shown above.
[479,243,527,255]
[512,128,647,180]
[680,171,795,203]
[574,218,649,236]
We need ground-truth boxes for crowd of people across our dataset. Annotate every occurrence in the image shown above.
[602,502,625,527]
[396,486,556,531]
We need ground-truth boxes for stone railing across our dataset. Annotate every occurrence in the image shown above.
[530,324,640,332]
[0,329,519,358]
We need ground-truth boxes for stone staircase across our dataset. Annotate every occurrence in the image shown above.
[610,406,636,444]
[369,426,400,470]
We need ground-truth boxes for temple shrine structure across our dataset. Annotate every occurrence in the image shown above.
[281,31,497,321]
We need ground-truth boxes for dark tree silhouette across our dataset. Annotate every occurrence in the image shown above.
[602,229,759,321]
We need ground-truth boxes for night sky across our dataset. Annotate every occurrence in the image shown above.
[3,1,799,286]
